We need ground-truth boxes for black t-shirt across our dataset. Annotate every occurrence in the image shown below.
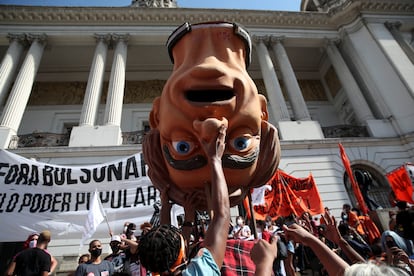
[15,247,51,276]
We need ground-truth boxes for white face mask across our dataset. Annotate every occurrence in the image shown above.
[237,219,243,225]
[29,240,37,248]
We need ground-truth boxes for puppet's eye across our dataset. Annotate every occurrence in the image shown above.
[172,141,194,155]
[231,136,251,151]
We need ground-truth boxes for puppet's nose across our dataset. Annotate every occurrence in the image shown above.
[193,117,228,142]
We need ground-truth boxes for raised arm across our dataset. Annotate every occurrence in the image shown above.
[200,124,230,269]
[160,186,173,225]
[321,211,365,264]
[283,223,349,276]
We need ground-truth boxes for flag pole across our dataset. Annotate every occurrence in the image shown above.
[247,192,258,239]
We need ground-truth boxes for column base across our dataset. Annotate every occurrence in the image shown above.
[278,121,324,140]
[69,125,122,147]
[366,119,398,138]
[0,127,17,149]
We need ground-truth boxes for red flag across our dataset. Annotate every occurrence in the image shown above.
[252,170,324,220]
[282,172,324,216]
[339,143,369,214]
[386,165,414,204]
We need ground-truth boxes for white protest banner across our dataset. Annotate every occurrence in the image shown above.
[0,149,158,242]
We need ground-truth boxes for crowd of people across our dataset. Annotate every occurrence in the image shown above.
[6,124,414,276]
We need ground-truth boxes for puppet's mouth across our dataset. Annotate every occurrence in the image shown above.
[185,90,235,103]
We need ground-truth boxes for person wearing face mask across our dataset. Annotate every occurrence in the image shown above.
[75,239,114,276]
[6,232,58,276]
[104,235,129,274]
[123,222,138,242]
[231,216,252,240]
[6,233,39,276]
[14,230,53,276]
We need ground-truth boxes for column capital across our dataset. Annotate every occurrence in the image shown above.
[7,33,27,45]
[324,37,341,47]
[111,34,130,44]
[269,35,285,45]
[384,21,402,31]
[26,33,47,45]
[252,35,269,44]
[94,33,112,44]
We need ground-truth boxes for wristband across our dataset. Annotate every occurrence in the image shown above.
[182,221,194,227]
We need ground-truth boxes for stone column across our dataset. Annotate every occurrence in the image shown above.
[385,22,414,64]
[253,36,290,122]
[0,34,47,149]
[0,34,26,107]
[369,21,414,100]
[78,34,110,126]
[270,36,311,121]
[325,39,375,124]
[104,34,128,126]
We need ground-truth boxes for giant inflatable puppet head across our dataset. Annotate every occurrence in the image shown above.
[143,22,281,210]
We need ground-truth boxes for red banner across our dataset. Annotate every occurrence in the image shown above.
[339,143,369,215]
[386,165,414,204]
[253,170,324,220]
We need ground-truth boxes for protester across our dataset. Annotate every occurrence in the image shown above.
[138,123,230,275]
[231,216,253,240]
[337,222,372,261]
[78,254,90,264]
[381,230,414,274]
[320,210,366,265]
[123,222,137,242]
[104,235,128,274]
[67,254,91,276]
[342,204,366,240]
[6,232,58,276]
[14,230,53,276]
[256,220,271,241]
[75,239,114,276]
[283,223,350,276]
[344,261,410,276]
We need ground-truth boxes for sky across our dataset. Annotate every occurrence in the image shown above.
[0,0,302,11]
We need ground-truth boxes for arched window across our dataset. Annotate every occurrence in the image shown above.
[343,165,392,211]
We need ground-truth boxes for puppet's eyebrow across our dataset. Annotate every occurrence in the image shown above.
[222,148,259,169]
[163,145,258,171]
[163,145,207,170]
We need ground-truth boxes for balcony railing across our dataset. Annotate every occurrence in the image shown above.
[322,125,369,138]
[9,126,369,148]
[9,130,149,148]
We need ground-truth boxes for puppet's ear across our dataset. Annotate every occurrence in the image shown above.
[259,94,269,121]
[149,97,161,128]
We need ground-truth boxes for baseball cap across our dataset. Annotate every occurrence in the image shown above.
[111,235,121,243]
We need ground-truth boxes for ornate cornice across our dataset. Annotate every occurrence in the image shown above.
[0,0,412,31]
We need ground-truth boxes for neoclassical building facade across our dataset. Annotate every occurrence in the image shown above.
[0,0,413,272]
